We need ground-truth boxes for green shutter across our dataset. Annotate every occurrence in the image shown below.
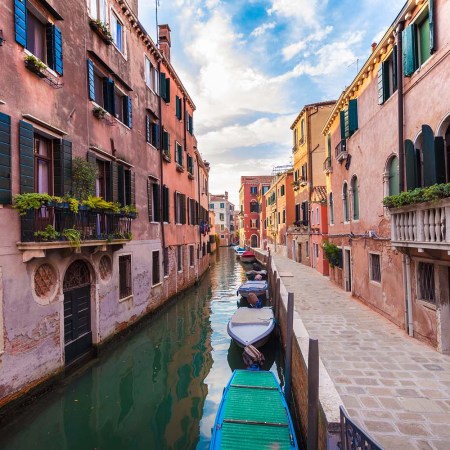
[19,121,34,194]
[388,156,400,196]
[403,24,418,77]
[392,45,398,92]
[175,96,180,119]
[352,178,359,220]
[165,77,171,103]
[111,162,119,203]
[147,178,153,222]
[53,139,72,197]
[429,0,435,54]
[405,139,418,190]
[0,113,12,204]
[130,170,135,206]
[153,183,161,222]
[118,165,125,205]
[418,15,431,65]
[159,73,166,101]
[377,65,384,105]
[340,111,346,140]
[348,99,358,135]
[422,124,445,187]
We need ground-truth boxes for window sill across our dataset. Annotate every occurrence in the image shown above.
[152,282,162,288]
[114,118,131,130]
[119,294,133,303]
[369,280,381,287]
[111,42,127,61]
[416,299,436,311]
[146,142,158,151]
[162,153,171,163]
[23,49,59,79]
[176,164,185,172]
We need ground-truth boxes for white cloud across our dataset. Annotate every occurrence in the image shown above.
[250,22,276,37]
[267,0,324,27]
[282,26,333,61]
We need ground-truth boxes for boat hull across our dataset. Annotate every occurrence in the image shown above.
[238,280,269,299]
[240,255,256,263]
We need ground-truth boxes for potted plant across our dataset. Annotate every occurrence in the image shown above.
[61,228,82,248]
[34,225,60,242]
[13,193,62,215]
[72,157,97,201]
[24,55,48,78]
[121,205,138,218]
[89,19,113,44]
[93,105,107,119]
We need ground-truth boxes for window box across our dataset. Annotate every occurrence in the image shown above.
[24,56,63,89]
[188,172,195,180]
[176,163,184,173]
[162,150,171,162]
[89,19,113,45]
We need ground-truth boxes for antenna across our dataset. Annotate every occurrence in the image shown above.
[347,58,359,74]
[156,0,160,43]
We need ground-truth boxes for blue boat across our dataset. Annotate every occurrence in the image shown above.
[209,370,299,449]
[238,280,268,299]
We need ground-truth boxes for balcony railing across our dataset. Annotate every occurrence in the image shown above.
[20,205,134,243]
[335,139,347,162]
[390,198,450,251]
[323,156,332,173]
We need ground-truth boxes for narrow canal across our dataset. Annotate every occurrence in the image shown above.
[0,248,284,450]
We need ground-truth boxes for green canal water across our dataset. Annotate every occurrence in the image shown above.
[0,248,284,450]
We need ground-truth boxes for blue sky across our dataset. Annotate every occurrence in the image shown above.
[139,0,406,206]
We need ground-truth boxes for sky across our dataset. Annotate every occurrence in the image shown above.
[139,0,406,207]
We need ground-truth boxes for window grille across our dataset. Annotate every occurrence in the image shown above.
[119,255,132,299]
[369,254,381,283]
[152,251,160,285]
[417,262,435,303]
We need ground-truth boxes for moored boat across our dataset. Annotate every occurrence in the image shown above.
[227,307,274,348]
[209,369,299,449]
[240,251,256,263]
[238,280,268,299]
[245,269,267,281]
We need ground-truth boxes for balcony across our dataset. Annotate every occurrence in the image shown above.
[335,139,348,162]
[323,156,332,174]
[17,205,135,262]
[390,198,450,251]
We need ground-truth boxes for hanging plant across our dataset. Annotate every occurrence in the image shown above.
[322,241,341,268]
[72,157,98,201]
[61,228,81,248]
[34,225,60,242]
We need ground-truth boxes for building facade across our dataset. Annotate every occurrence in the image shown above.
[0,0,210,408]
[239,175,272,248]
[287,102,335,268]
[323,0,450,351]
[209,192,234,246]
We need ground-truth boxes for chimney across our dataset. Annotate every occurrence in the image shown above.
[225,191,228,200]
[371,42,377,53]
[158,24,171,61]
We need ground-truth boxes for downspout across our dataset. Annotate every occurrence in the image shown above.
[158,60,166,278]
[402,254,408,331]
[396,21,405,191]
[196,150,201,282]
[307,107,319,258]
[405,253,414,336]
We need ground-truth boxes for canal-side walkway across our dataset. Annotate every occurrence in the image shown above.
[270,253,450,450]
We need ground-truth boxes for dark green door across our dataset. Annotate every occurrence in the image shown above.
[63,261,92,364]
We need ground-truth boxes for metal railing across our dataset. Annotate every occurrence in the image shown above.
[323,156,332,173]
[335,139,347,160]
[20,205,133,243]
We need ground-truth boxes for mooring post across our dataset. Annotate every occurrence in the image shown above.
[307,338,319,450]
[275,276,281,323]
[271,270,277,304]
[284,292,294,406]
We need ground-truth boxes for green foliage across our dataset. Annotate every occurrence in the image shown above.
[34,225,60,242]
[13,193,62,215]
[61,228,81,248]
[383,183,450,208]
[121,204,138,216]
[93,19,112,39]
[72,157,98,201]
[93,106,107,118]
[24,55,47,70]
[81,196,120,213]
[124,231,133,240]
[322,241,340,268]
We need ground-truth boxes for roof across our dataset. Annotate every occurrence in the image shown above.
[312,186,327,203]
[290,101,336,130]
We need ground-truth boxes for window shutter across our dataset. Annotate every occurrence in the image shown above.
[189,115,193,134]
[130,170,135,206]
[145,116,151,143]
[160,73,166,100]
[19,120,34,194]
[403,24,418,77]
[103,78,116,115]
[377,65,384,105]
[162,185,169,222]
[0,113,12,204]
[165,78,170,103]
[15,0,27,47]
[174,191,178,223]
[118,165,125,205]
[348,99,358,135]
[181,194,186,224]
[339,111,346,140]
[405,139,418,190]
[176,96,180,119]
[392,45,398,92]
[87,59,96,101]
[123,96,132,128]
[46,24,63,76]
[429,0,435,54]
[162,130,169,151]
[151,123,158,147]
[111,161,118,203]
[422,124,445,187]
[53,139,72,197]
[153,183,161,222]
[147,178,153,222]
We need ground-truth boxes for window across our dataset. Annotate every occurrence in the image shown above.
[251,219,257,228]
[89,0,106,22]
[293,128,298,150]
[162,185,170,222]
[175,142,183,167]
[220,203,225,209]
[219,213,224,221]
[189,245,194,267]
[220,224,224,231]
[146,116,159,148]
[229,205,233,211]
[110,11,123,52]
[300,119,305,144]
[34,134,53,195]
[152,251,160,285]
[403,6,434,77]
[305,240,309,257]
[277,212,280,225]
[280,185,285,196]
[250,201,259,213]
[145,57,159,94]
[340,99,358,139]
[301,163,307,181]
[343,183,349,222]
[329,193,334,225]
[209,203,214,209]
[388,156,400,196]
[163,247,169,277]
[147,177,160,222]
[117,165,134,207]
[119,255,132,299]
[417,262,435,304]
[311,210,314,225]
[186,113,193,135]
[262,186,269,194]
[295,204,300,222]
[316,207,320,225]
[174,192,186,224]
[351,176,359,220]
[187,154,194,176]
[369,253,381,283]
[250,186,257,195]
[26,9,46,62]
[177,245,183,271]
[282,209,286,224]
[175,96,183,120]
[221,234,224,239]
[378,48,397,104]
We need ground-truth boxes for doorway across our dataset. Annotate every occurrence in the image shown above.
[250,234,258,248]
[344,249,352,292]
[63,260,92,364]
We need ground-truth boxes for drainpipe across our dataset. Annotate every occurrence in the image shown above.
[396,21,405,191]
[158,60,166,275]
[196,149,201,282]
[307,107,319,257]
[405,253,414,336]
[402,254,408,332]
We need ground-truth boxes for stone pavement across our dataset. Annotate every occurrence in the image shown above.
[271,253,450,450]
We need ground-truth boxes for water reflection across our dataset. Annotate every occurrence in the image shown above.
[0,248,282,450]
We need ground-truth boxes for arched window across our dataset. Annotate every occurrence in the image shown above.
[343,183,349,222]
[351,176,359,220]
[388,156,399,195]
[329,193,334,225]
